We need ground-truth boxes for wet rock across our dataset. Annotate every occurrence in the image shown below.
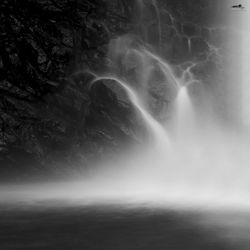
[171,36,190,62]
[162,11,173,25]
[183,23,197,37]
[191,37,209,57]
[201,28,210,41]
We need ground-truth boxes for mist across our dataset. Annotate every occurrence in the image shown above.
[1,0,250,212]
[1,1,250,249]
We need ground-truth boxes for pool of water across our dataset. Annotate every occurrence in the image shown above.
[0,202,250,250]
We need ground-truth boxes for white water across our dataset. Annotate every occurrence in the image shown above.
[92,75,169,147]
[1,1,250,214]
[2,39,250,212]
[80,3,250,211]
[175,86,195,136]
[242,1,250,127]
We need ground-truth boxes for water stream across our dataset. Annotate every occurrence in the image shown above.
[2,2,250,249]
[1,0,250,213]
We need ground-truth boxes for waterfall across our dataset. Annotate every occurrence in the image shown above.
[175,86,195,137]
[242,3,250,127]
[74,0,250,210]
[3,0,250,212]
[91,75,170,147]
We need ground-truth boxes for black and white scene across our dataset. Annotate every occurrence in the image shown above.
[0,0,250,249]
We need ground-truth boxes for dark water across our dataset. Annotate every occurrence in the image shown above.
[0,203,249,250]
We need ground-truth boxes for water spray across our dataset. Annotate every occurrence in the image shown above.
[90,75,170,147]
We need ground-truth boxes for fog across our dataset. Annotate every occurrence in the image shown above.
[1,1,250,215]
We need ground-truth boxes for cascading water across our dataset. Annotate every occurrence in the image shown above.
[74,0,250,210]
[242,3,250,128]
[2,2,250,250]
[175,86,195,137]
[2,0,250,213]
[91,75,170,147]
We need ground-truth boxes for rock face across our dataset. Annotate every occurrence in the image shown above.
[0,0,144,176]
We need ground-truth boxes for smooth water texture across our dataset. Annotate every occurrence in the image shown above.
[1,0,250,214]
